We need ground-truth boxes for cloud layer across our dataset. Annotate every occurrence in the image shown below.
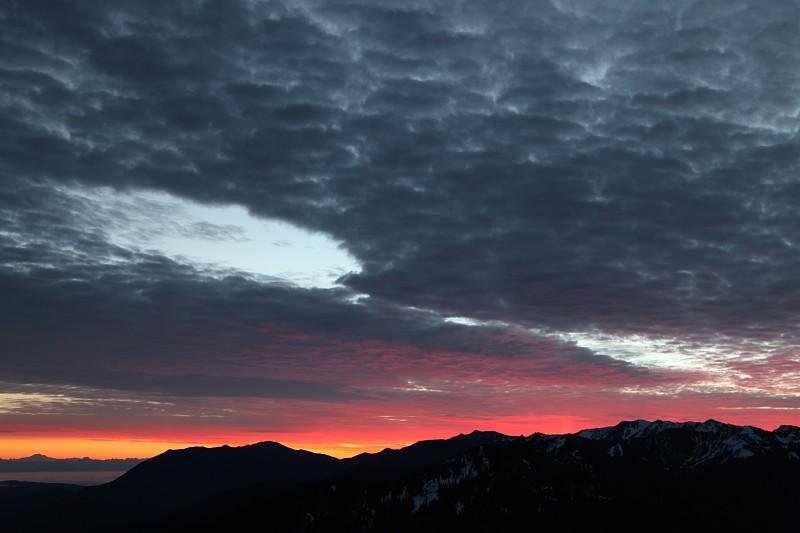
[2,0,800,450]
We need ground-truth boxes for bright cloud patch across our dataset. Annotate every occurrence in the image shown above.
[557,331,712,372]
[61,185,362,288]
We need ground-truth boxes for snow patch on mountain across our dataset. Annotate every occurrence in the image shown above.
[571,419,800,467]
[389,452,489,514]
[608,444,623,457]
[577,419,681,440]
[774,425,800,445]
[412,479,440,512]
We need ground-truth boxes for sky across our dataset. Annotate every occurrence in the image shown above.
[2,0,800,459]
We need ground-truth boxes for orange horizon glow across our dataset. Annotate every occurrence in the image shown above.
[0,436,213,461]
[3,412,796,460]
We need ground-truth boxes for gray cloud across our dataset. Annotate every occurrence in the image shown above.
[2,0,800,415]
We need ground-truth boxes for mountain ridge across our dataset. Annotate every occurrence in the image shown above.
[6,420,800,531]
[212,420,800,531]
[0,455,143,473]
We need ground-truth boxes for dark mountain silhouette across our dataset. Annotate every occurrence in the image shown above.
[0,480,84,498]
[339,429,514,482]
[0,480,85,524]
[165,430,513,529]
[7,421,800,532]
[350,430,511,466]
[206,421,800,532]
[201,420,800,532]
[13,441,342,531]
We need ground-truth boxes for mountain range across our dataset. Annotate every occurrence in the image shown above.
[5,420,799,531]
[0,455,143,473]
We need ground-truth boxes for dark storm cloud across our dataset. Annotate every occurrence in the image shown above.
[2,0,800,404]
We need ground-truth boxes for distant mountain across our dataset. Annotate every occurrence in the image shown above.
[14,454,57,463]
[0,455,142,473]
[7,421,800,531]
